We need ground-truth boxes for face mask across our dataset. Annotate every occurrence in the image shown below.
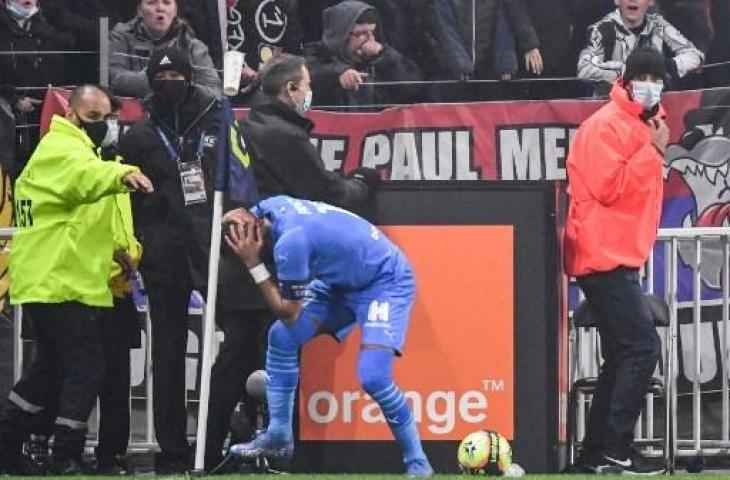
[101,119,120,147]
[630,81,664,110]
[294,89,313,115]
[152,79,189,110]
[6,1,39,20]
[75,114,109,148]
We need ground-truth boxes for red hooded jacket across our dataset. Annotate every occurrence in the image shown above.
[564,81,665,277]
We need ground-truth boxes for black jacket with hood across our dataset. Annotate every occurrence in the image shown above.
[303,0,422,107]
[120,86,223,289]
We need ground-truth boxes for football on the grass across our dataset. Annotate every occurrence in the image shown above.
[457,430,512,475]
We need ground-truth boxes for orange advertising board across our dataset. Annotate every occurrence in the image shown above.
[299,225,514,441]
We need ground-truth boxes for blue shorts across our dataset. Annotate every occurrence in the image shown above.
[299,256,415,354]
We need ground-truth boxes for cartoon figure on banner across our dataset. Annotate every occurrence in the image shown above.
[663,89,730,293]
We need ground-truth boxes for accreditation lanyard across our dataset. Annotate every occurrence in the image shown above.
[156,126,208,205]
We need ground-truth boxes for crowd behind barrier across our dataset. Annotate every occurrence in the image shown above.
[2,0,730,475]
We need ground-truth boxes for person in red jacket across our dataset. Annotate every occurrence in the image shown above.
[564,46,670,475]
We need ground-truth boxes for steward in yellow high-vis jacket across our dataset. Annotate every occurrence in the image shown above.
[0,85,153,474]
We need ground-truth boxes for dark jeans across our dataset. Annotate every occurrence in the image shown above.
[204,308,271,470]
[147,283,192,464]
[577,268,661,459]
[0,302,103,463]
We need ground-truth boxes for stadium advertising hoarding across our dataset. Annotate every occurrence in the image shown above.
[299,225,514,441]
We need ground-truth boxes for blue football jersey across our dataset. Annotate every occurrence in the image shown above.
[253,196,400,299]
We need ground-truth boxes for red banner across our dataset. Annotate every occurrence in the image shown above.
[40,87,703,181]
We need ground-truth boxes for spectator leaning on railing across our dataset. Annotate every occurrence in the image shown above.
[303,0,423,107]
[109,0,221,99]
[577,0,703,95]
[0,0,75,174]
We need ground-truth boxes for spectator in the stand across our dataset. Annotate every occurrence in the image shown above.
[577,0,704,94]
[706,0,730,87]
[520,0,576,78]
[396,0,472,102]
[450,0,542,101]
[109,0,221,99]
[224,0,302,104]
[119,47,249,474]
[656,0,713,54]
[177,0,225,68]
[41,0,137,85]
[0,0,75,174]
[303,0,423,107]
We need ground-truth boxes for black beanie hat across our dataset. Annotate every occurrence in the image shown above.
[623,46,668,83]
[146,47,193,85]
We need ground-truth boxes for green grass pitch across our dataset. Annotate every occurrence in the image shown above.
[2,475,726,479]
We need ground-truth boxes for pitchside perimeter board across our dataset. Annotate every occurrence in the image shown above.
[294,181,563,474]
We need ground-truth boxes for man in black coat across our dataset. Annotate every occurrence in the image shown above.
[119,47,255,474]
[0,0,75,174]
[242,53,377,206]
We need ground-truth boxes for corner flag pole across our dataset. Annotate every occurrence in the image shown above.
[193,94,233,472]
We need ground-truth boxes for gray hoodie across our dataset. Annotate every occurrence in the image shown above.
[322,0,375,65]
[305,0,422,107]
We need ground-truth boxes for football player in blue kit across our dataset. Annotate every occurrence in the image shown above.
[221,195,433,476]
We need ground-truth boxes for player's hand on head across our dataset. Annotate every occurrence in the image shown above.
[224,220,264,268]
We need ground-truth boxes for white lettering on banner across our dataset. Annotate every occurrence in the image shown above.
[359,129,478,180]
[497,125,577,180]
[306,390,488,435]
[310,137,348,173]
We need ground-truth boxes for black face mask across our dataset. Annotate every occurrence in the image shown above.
[75,113,109,148]
[152,79,189,111]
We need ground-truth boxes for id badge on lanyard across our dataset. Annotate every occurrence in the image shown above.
[157,127,208,205]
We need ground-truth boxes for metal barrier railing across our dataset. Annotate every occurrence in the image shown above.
[570,227,730,470]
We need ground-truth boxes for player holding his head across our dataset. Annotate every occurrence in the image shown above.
[220,196,432,476]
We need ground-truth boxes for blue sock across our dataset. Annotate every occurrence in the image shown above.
[358,348,427,465]
[264,321,300,443]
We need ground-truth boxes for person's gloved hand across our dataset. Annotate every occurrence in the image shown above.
[348,167,381,191]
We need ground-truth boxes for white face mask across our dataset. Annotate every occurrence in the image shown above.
[6,1,39,20]
[101,119,120,148]
[294,89,313,115]
[630,80,664,110]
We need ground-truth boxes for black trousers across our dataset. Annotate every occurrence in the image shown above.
[96,296,137,459]
[577,268,662,459]
[0,302,103,463]
[147,283,191,463]
[204,308,271,470]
